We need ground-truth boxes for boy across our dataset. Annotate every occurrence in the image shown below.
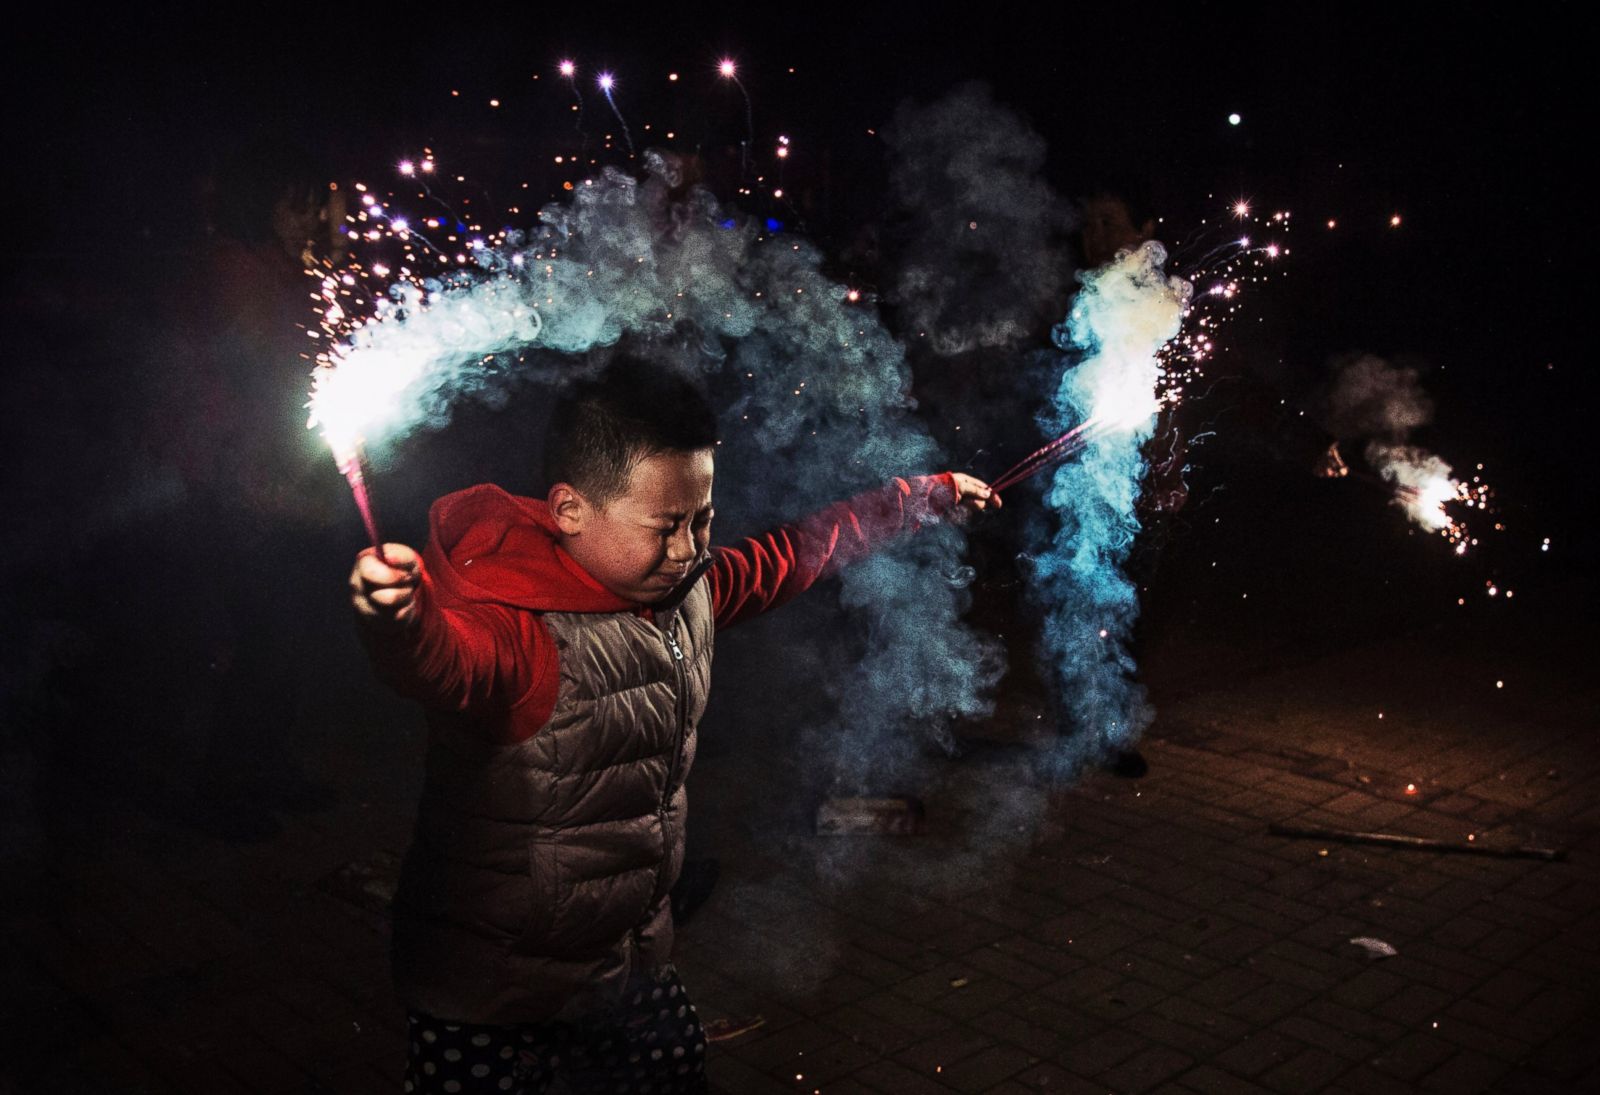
[350,361,998,1093]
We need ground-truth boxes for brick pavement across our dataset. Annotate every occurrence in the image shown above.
[4,622,1596,1094]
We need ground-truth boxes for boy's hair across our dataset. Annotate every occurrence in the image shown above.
[545,358,718,506]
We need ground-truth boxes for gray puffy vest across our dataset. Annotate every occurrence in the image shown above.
[391,578,714,1024]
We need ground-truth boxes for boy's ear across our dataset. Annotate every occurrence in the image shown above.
[548,483,587,535]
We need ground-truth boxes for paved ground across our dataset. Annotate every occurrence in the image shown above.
[4,585,1597,1094]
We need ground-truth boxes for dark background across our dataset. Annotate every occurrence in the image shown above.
[2,5,1593,843]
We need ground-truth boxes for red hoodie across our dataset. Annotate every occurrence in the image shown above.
[364,473,959,741]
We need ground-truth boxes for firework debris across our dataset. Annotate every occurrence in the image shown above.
[815,796,926,836]
[1349,936,1399,959]
[703,1015,766,1043]
[1270,823,1564,861]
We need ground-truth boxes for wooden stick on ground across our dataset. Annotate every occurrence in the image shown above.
[1269,823,1565,862]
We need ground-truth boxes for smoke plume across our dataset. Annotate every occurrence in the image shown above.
[882,83,1077,356]
[1033,242,1189,774]
[1323,353,1433,441]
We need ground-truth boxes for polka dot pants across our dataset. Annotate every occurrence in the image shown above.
[403,966,708,1094]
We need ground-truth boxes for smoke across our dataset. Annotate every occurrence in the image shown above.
[1323,353,1434,441]
[318,148,1001,796]
[882,83,1077,356]
[1033,242,1190,775]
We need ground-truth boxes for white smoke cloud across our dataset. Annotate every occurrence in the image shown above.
[1323,353,1434,441]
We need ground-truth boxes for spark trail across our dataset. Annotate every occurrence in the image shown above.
[719,59,754,173]
[559,60,584,134]
[597,73,634,156]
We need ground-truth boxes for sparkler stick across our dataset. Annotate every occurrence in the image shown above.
[990,421,1096,492]
[336,446,392,566]
[1270,823,1564,861]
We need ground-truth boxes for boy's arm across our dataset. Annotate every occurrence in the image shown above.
[707,472,994,630]
[352,546,557,727]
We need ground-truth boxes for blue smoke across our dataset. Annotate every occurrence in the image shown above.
[1034,242,1190,776]
[325,149,1001,794]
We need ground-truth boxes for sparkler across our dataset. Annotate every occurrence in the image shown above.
[1366,443,1494,555]
[992,343,1172,493]
[990,205,1289,493]
[308,362,391,564]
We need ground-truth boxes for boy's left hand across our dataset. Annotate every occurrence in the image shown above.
[946,472,1001,511]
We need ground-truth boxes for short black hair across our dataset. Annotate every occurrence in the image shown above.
[544,358,718,506]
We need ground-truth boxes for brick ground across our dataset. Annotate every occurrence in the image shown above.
[3,609,1596,1093]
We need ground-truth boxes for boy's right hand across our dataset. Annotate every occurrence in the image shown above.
[350,544,422,624]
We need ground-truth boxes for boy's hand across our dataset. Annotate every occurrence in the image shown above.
[350,544,422,624]
[946,472,1001,511]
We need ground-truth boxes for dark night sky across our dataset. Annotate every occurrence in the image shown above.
[3,5,1594,557]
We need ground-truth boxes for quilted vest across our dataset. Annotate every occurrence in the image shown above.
[390,578,715,1024]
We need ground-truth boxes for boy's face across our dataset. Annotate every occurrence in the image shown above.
[554,448,715,604]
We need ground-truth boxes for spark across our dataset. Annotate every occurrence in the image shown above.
[559,59,575,77]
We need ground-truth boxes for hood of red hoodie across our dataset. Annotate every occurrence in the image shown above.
[422,484,635,613]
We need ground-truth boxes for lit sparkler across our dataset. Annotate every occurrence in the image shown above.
[304,164,529,559]
[992,204,1289,492]
[308,353,397,562]
[1367,443,1494,554]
